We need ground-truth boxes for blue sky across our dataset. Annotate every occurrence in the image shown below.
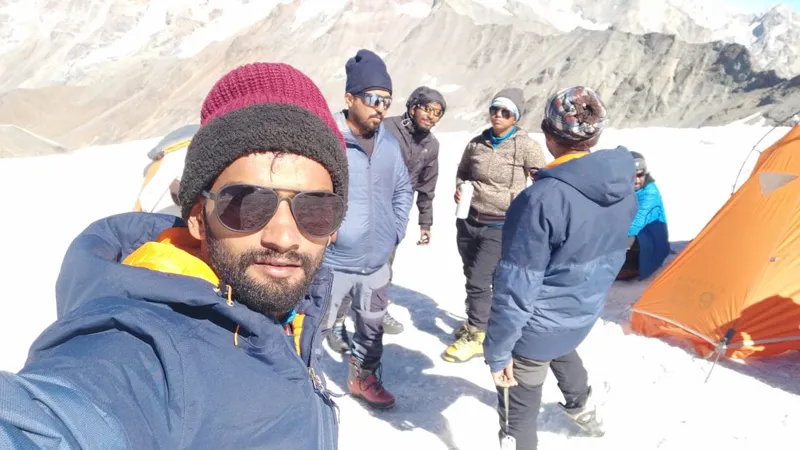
[727,0,800,12]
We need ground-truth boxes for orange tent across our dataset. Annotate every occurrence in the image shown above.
[630,125,800,360]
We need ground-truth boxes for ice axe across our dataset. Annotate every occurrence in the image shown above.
[500,387,516,449]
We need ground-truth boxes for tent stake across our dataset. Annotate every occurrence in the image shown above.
[704,328,736,383]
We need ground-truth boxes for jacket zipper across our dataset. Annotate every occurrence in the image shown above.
[303,273,341,448]
[365,134,374,273]
[304,277,342,419]
[219,289,339,447]
[343,128,376,274]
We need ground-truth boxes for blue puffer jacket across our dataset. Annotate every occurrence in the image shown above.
[484,147,638,371]
[629,180,670,279]
[323,111,413,274]
[628,181,667,237]
[0,212,338,449]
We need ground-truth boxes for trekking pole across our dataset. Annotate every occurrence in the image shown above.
[500,387,517,449]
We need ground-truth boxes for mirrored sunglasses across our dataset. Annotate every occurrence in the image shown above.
[202,184,345,238]
[357,92,392,110]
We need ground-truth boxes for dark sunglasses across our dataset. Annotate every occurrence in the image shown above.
[356,92,392,110]
[635,171,646,178]
[489,106,514,120]
[417,104,443,118]
[202,184,345,238]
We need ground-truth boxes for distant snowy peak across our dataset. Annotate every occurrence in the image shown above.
[0,0,294,88]
[753,3,800,36]
[1,0,799,92]
[453,0,800,77]
[744,5,800,78]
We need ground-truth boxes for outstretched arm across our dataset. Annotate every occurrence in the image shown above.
[0,306,183,449]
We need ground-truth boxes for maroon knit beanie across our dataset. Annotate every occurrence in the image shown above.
[178,62,348,219]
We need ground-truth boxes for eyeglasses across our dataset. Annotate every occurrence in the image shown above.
[417,104,443,118]
[489,106,514,120]
[356,92,392,110]
[635,171,646,178]
[202,184,345,238]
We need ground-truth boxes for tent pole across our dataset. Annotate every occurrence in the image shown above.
[730,112,800,196]
[704,328,736,383]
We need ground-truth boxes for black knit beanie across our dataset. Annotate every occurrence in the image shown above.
[178,62,349,220]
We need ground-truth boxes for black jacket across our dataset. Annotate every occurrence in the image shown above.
[383,113,440,229]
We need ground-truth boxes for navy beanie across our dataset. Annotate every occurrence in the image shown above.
[345,49,392,95]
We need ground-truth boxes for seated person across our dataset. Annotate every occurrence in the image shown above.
[617,151,670,281]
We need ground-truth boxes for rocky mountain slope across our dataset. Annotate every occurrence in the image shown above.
[1,0,800,151]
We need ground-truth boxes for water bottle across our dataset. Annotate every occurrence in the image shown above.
[455,182,473,219]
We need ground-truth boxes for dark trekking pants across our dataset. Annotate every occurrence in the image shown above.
[324,264,391,367]
[335,245,398,322]
[617,236,640,280]
[496,350,591,450]
[456,217,503,331]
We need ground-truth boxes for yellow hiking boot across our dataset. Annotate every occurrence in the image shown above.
[453,322,469,339]
[442,326,486,363]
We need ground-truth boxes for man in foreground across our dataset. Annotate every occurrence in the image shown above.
[0,62,348,449]
[484,86,638,449]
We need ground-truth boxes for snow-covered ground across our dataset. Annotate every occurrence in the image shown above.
[1,125,799,449]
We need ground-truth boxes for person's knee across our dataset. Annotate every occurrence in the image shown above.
[337,294,352,316]
[367,285,390,313]
[512,356,550,387]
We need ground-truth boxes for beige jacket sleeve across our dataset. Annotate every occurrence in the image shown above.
[522,137,547,172]
[455,141,473,187]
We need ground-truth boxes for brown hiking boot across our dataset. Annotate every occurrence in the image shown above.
[347,358,396,410]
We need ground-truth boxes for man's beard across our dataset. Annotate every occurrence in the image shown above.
[362,113,382,134]
[205,224,323,318]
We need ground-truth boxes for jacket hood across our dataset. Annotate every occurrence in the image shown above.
[54,212,288,337]
[535,146,636,206]
[334,110,390,147]
[334,110,360,145]
[397,112,434,138]
[405,86,447,114]
[333,110,350,138]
